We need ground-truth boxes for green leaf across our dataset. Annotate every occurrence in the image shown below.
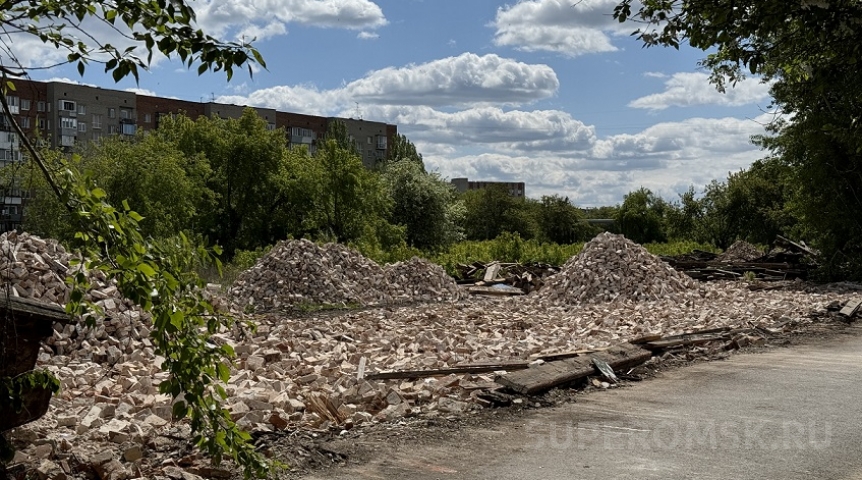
[169,310,184,328]
[137,263,157,277]
[172,401,187,419]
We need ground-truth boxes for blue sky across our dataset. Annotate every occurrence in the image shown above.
[23,0,775,206]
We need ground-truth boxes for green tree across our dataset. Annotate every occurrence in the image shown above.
[156,109,288,254]
[381,161,460,249]
[698,160,796,248]
[0,0,262,82]
[462,186,536,241]
[0,0,267,473]
[614,0,862,274]
[323,119,358,154]
[536,195,596,244]
[615,187,667,244]
[385,133,425,170]
[79,134,215,238]
[294,139,395,244]
[664,187,704,242]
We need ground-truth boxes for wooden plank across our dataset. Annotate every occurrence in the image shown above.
[466,286,524,296]
[496,343,651,395]
[840,297,862,317]
[366,361,530,380]
[644,335,727,350]
[630,334,663,344]
[531,346,610,361]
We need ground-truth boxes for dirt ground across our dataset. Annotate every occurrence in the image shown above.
[258,313,859,480]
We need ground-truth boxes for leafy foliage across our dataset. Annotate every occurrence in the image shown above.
[381,160,461,250]
[614,187,667,244]
[536,195,599,244]
[462,186,536,241]
[2,0,264,82]
[614,0,862,277]
[384,133,425,171]
[56,162,268,477]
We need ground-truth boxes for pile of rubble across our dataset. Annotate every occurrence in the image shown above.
[2,231,855,479]
[717,240,763,262]
[229,239,463,310]
[536,232,700,304]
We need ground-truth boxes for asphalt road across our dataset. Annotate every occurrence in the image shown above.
[303,328,862,480]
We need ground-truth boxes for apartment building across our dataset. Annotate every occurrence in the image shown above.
[451,177,526,198]
[0,78,398,231]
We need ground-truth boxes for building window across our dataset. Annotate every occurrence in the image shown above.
[37,118,46,130]
[60,135,74,147]
[2,206,18,216]
[60,117,77,129]
[78,122,87,133]
[37,101,45,112]
[108,125,118,134]
[267,122,276,131]
[92,132,101,142]
[144,113,151,123]
[60,100,76,112]
[20,99,30,111]
[367,136,373,145]
[92,114,102,129]
[18,117,29,129]
[120,108,131,120]
[77,104,86,115]
[121,123,135,135]
[108,108,116,119]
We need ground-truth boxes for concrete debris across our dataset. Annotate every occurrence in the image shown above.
[717,240,763,263]
[2,231,855,479]
[536,232,699,304]
[229,240,463,311]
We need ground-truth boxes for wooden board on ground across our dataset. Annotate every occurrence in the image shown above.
[366,361,530,380]
[465,285,525,296]
[496,343,651,395]
[840,297,862,318]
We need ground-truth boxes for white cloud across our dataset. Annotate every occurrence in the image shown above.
[357,31,379,40]
[492,0,630,57]
[196,0,387,41]
[217,84,340,116]
[359,105,596,153]
[344,53,558,107]
[628,72,772,110]
[217,53,559,110]
[643,71,668,78]
[422,115,769,206]
[125,87,157,96]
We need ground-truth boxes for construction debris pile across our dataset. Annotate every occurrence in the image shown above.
[229,239,463,311]
[717,240,763,262]
[455,261,561,295]
[536,232,700,304]
[663,235,816,281]
[2,231,856,479]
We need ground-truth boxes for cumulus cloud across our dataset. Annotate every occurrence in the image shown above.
[422,115,769,205]
[492,0,630,57]
[196,0,387,41]
[344,53,558,107]
[628,72,773,110]
[358,105,596,153]
[4,0,386,70]
[217,53,559,110]
[357,31,379,40]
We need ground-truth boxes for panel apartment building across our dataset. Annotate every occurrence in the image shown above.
[0,79,397,231]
